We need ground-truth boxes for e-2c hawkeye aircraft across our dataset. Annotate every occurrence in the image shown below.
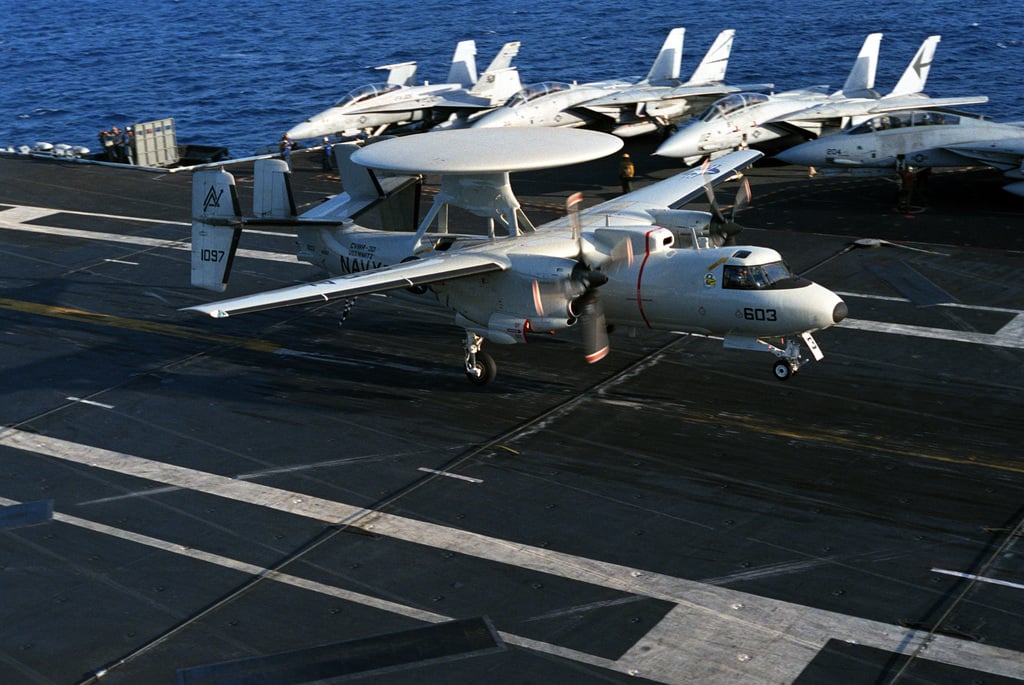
[184,129,847,384]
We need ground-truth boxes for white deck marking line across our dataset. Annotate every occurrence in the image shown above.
[837,290,1024,315]
[418,467,484,483]
[0,216,294,264]
[65,397,115,409]
[839,318,1024,350]
[1,428,1021,683]
[932,568,1024,591]
[0,203,294,237]
[0,494,625,677]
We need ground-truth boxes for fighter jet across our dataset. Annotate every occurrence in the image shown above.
[775,109,1024,196]
[286,40,522,140]
[655,34,988,164]
[469,28,765,134]
[583,29,773,138]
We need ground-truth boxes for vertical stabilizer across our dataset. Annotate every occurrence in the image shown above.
[839,33,882,96]
[191,168,242,292]
[687,29,735,84]
[377,62,417,87]
[483,41,520,73]
[469,68,523,103]
[645,28,684,83]
[890,35,939,96]
[252,159,296,219]
[334,143,383,207]
[447,40,478,87]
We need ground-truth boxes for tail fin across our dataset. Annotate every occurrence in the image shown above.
[470,41,523,103]
[645,28,684,83]
[838,33,882,96]
[191,168,242,292]
[889,35,939,96]
[252,159,296,219]
[447,40,478,87]
[469,67,523,103]
[482,41,520,73]
[376,61,417,87]
[687,29,735,84]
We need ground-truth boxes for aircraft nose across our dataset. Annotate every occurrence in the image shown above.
[775,143,817,166]
[832,300,848,324]
[287,120,320,141]
[654,128,700,159]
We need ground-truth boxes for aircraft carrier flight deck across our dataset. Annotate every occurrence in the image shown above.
[0,138,1022,684]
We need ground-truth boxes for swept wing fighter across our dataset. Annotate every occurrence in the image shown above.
[286,40,522,140]
[185,129,846,384]
[770,36,987,127]
[584,29,773,138]
[470,29,767,135]
[656,34,987,164]
[776,109,1024,195]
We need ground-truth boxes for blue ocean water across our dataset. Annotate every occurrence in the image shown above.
[2,0,1021,156]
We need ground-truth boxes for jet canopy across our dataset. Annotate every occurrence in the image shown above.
[722,258,808,290]
[504,81,572,107]
[334,82,403,107]
[699,92,771,122]
[848,110,964,134]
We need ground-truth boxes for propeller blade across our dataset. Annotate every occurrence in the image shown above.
[580,293,610,364]
[731,175,751,222]
[698,158,727,226]
[567,191,583,244]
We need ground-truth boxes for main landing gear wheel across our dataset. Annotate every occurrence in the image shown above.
[466,351,496,386]
[772,359,795,381]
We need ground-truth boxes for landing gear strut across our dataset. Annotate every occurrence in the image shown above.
[464,332,497,385]
[769,337,805,381]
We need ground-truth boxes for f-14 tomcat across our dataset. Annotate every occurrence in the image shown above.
[184,129,846,384]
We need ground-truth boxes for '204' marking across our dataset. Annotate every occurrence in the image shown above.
[744,307,777,322]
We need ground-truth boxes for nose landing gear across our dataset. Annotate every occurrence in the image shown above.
[464,332,497,385]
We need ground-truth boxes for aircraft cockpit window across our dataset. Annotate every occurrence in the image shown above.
[699,92,768,122]
[857,111,919,132]
[335,83,401,107]
[722,261,798,290]
[507,81,570,107]
[913,112,958,127]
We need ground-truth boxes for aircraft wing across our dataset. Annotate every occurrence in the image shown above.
[864,94,989,114]
[422,92,500,111]
[628,149,763,209]
[563,149,764,222]
[942,138,1024,167]
[584,83,773,108]
[779,94,990,123]
[184,251,507,318]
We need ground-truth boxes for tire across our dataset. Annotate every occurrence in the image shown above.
[466,352,497,386]
[772,359,793,381]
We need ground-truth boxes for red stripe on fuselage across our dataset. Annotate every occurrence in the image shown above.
[635,229,656,328]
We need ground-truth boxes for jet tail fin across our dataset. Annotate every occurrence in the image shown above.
[645,28,684,83]
[377,61,417,87]
[447,40,478,87]
[889,35,939,96]
[470,41,523,102]
[838,33,882,96]
[483,41,520,73]
[191,168,242,292]
[686,29,735,84]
